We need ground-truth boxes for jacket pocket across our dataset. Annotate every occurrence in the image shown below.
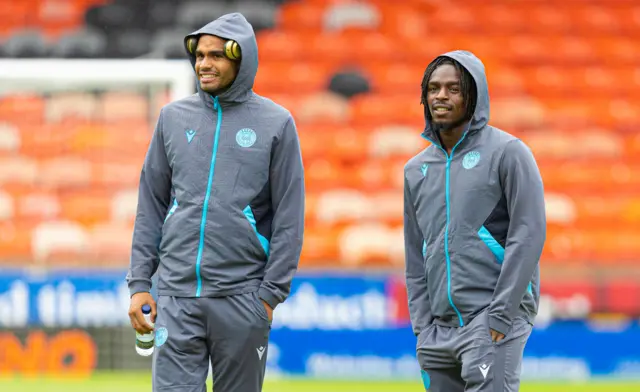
[422,240,428,279]
[243,205,270,258]
[477,225,504,265]
[164,198,178,223]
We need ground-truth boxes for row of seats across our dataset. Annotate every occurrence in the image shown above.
[1,219,640,266]
[2,159,640,200]
[0,92,159,123]
[262,62,640,97]
[3,91,640,133]
[255,31,640,66]
[2,119,640,166]
[4,28,640,63]
[278,1,640,36]
[2,131,640,186]
[2,187,639,230]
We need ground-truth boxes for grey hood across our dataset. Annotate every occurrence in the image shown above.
[184,12,258,104]
[422,50,490,141]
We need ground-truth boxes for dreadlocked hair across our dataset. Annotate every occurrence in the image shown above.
[420,56,477,123]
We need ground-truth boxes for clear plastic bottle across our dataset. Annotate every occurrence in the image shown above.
[135,304,155,357]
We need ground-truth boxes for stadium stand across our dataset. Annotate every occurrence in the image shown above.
[0,0,639,314]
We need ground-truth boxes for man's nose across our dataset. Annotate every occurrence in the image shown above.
[435,87,449,100]
[200,56,213,69]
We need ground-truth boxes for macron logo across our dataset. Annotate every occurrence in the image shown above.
[185,129,196,144]
[256,346,265,360]
[479,363,491,379]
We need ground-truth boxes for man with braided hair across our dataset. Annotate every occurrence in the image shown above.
[403,51,546,391]
[126,12,305,392]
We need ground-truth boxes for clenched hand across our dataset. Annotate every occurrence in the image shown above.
[129,292,157,334]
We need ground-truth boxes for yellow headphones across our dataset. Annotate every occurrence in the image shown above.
[186,36,242,61]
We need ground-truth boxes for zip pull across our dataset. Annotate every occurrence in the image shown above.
[213,96,219,110]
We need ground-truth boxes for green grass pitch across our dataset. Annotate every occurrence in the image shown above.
[0,372,639,392]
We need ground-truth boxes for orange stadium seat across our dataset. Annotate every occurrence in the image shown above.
[254,61,334,95]
[349,160,393,192]
[276,2,325,32]
[300,31,360,66]
[349,94,423,126]
[304,158,347,191]
[45,92,99,123]
[99,92,149,123]
[255,30,306,63]
[0,95,45,125]
[0,2,33,28]
[17,123,74,159]
[324,127,369,163]
[304,191,319,226]
[12,190,60,221]
[59,189,112,226]
[368,124,424,159]
[87,222,133,264]
[67,123,150,161]
[0,221,35,263]
[476,5,529,35]
[294,92,350,125]
[573,5,624,35]
[299,226,340,266]
[360,62,423,96]
[38,156,93,189]
[298,126,332,161]
[0,156,39,187]
[376,5,429,39]
[95,161,142,189]
[520,6,573,34]
[338,223,403,267]
[0,122,21,157]
[597,37,640,65]
[35,0,86,38]
[0,190,14,221]
[110,188,138,223]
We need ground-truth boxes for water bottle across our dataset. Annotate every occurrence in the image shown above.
[135,304,155,357]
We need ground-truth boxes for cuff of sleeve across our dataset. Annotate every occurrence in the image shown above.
[129,281,151,297]
[488,316,511,336]
[258,287,280,309]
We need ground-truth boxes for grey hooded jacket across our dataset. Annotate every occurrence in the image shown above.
[126,13,305,309]
[404,50,546,336]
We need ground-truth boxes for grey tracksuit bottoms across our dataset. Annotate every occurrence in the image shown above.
[417,309,532,392]
[152,292,271,392]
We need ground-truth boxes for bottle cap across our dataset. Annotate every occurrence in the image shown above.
[141,304,152,314]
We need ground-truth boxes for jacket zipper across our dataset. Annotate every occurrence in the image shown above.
[194,96,223,297]
[422,132,469,327]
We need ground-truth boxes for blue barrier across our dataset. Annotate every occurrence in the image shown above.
[0,270,638,380]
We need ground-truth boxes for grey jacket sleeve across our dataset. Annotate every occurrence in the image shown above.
[126,109,172,296]
[404,177,433,336]
[258,115,305,309]
[488,139,546,335]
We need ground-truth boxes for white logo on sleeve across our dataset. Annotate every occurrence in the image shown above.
[256,346,266,360]
[479,363,491,379]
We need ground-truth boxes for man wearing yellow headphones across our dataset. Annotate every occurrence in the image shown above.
[126,12,305,392]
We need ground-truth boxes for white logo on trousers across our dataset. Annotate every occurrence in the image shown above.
[256,346,265,360]
[479,363,491,379]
